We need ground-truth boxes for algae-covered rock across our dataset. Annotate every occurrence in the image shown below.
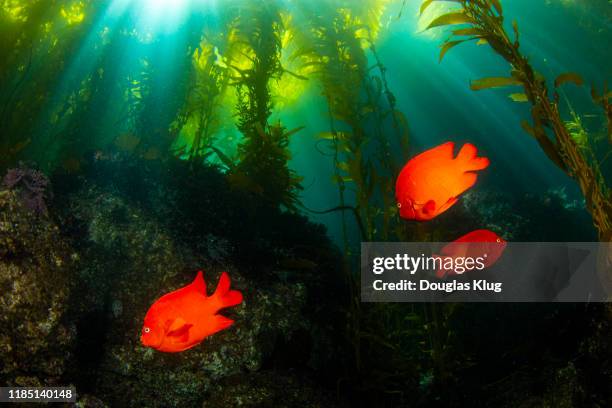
[75,394,109,408]
[61,179,334,407]
[0,189,76,385]
[461,189,596,241]
[202,371,340,408]
[94,277,308,407]
[66,184,185,315]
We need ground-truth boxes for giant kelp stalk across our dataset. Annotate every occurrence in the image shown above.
[295,0,409,243]
[291,0,416,399]
[170,35,233,160]
[421,0,612,241]
[226,1,303,210]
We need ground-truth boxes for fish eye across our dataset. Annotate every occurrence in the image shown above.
[144,327,150,333]
[496,238,501,243]
[397,202,402,208]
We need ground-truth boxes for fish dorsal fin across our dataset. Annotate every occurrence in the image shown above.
[429,141,454,159]
[191,271,207,296]
[438,141,455,153]
[408,142,454,170]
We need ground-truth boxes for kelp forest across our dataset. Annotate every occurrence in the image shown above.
[0,0,611,407]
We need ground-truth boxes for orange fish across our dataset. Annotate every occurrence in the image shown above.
[395,142,490,221]
[141,271,243,353]
[435,229,507,278]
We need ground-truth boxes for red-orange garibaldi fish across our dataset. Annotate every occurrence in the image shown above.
[396,142,490,221]
[435,229,507,278]
[141,271,243,353]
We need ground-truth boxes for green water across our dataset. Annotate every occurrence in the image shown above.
[2,0,609,244]
[0,1,611,407]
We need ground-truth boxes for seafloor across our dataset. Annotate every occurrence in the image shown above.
[1,156,610,407]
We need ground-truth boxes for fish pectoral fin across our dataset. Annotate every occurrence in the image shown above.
[165,317,187,332]
[437,197,458,214]
[166,317,193,341]
[423,200,436,215]
[166,323,193,342]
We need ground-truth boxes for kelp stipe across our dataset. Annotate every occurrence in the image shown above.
[289,1,423,400]
[295,1,410,244]
[420,0,612,242]
[170,35,232,161]
[170,1,304,210]
[230,1,304,210]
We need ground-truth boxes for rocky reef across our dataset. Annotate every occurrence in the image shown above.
[2,157,609,408]
[407,187,598,242]
[203,371,338,407]
[2,165,52,215]
[461,187,597,241]
[0,188,77,387]
[29,157,346,407]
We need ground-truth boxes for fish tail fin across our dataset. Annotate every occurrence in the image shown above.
[457,143,490,171]
[209,315,235,335]
[211,272,243,311]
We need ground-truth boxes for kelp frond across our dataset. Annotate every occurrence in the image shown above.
[296,1,409,243]
[228,1,303,210]
[170,34,234,161]
[421,0,612,241]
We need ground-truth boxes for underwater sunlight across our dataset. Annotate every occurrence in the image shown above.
[109,0,217,35]
[0,0,611,407]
